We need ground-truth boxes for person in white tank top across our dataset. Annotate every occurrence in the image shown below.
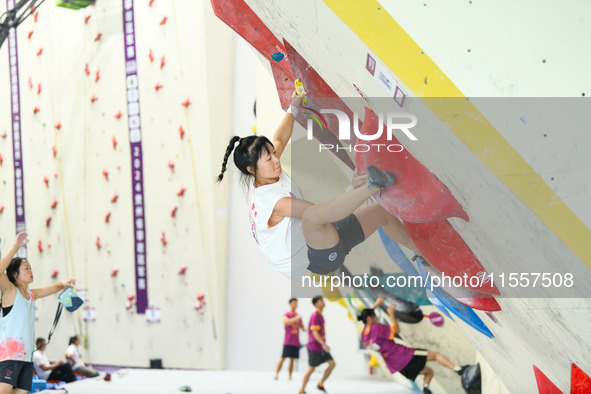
[0,233,76,394]
[216,91,424,280]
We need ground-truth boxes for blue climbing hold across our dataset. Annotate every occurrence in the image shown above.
[271,52,284,62]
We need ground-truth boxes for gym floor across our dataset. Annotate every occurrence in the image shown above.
[53,369,418,394]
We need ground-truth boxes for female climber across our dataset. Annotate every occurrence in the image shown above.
[358,301,470,394]
[0,232,76,394]
[216,90,421,279]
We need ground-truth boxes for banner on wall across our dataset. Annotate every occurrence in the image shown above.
[122,0,148,313]
[6,0,27,258]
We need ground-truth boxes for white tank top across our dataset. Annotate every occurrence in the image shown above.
[0,288,36,362]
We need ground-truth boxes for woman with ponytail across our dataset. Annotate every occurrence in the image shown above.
[217,90,422,279]
[359,300,469,394]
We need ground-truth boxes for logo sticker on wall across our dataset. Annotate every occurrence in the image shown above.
[366,53,406,108]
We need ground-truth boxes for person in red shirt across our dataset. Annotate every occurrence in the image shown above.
[275,298,306,380]
[300,296,334,394]
[359,300,469,394]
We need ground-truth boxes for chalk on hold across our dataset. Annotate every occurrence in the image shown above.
[51,199,58,209]
[271,52,284,62]
[178,125,185,139]
[194,301,202,310]
[177,187,186,197]
[111,194,119,203]
[114,110,122,119]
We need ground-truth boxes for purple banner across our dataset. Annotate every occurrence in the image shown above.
[7,0,27,257]
[122,0,148,313]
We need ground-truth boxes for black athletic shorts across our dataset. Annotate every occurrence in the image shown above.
[307,214,365,275]
[399,349,428,380]
[308,349,333,367]
[0,360,34,391]
[282,345,300,359]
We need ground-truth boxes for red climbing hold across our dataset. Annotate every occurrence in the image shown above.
[177,187,186,197]
[43,175,49,187]
[161,232,168,246]
[111,194,119,203]
[0,153,3,166]
[168,160,175,172]
[114,110,122,119]
[85,63,90,75]
[84,15,91,24]
[37,83,42,95]
[33,106,40,114]
[28,77,33,88]
[159,16,167,25]
[96,236,102,249]
[102,169,109,181]
[0,131,6,139]
[52,145,57,158]
[90,94,98,103]
[112,135,118,149]
[34,11,39,23]
[148,0,155,6]
[94,32,102,41]
[36,48,43,56]
[38,241,44,253]
[181,98,191,107]
[95,70,100,82]
[52,269,60,279]
[572,363,591,394]
[54,121,61,130]
[105,212,111,223]
[171,206,178,218]
[27,30,33,39]
[533,365,562,394]
[160,56,166,69]
[0,205,4,214]
[197,293,205,302]
[179,125,185,139]
[178,265,187,275]
[155,82,163,91]
[111,266,119,277]
[51,199,58,209]
[46,217,51,228]
[148,49,154,62]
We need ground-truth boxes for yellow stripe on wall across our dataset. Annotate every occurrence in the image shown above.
[323,0,591,266]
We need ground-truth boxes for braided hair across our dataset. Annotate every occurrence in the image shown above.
[216,135,274,185]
